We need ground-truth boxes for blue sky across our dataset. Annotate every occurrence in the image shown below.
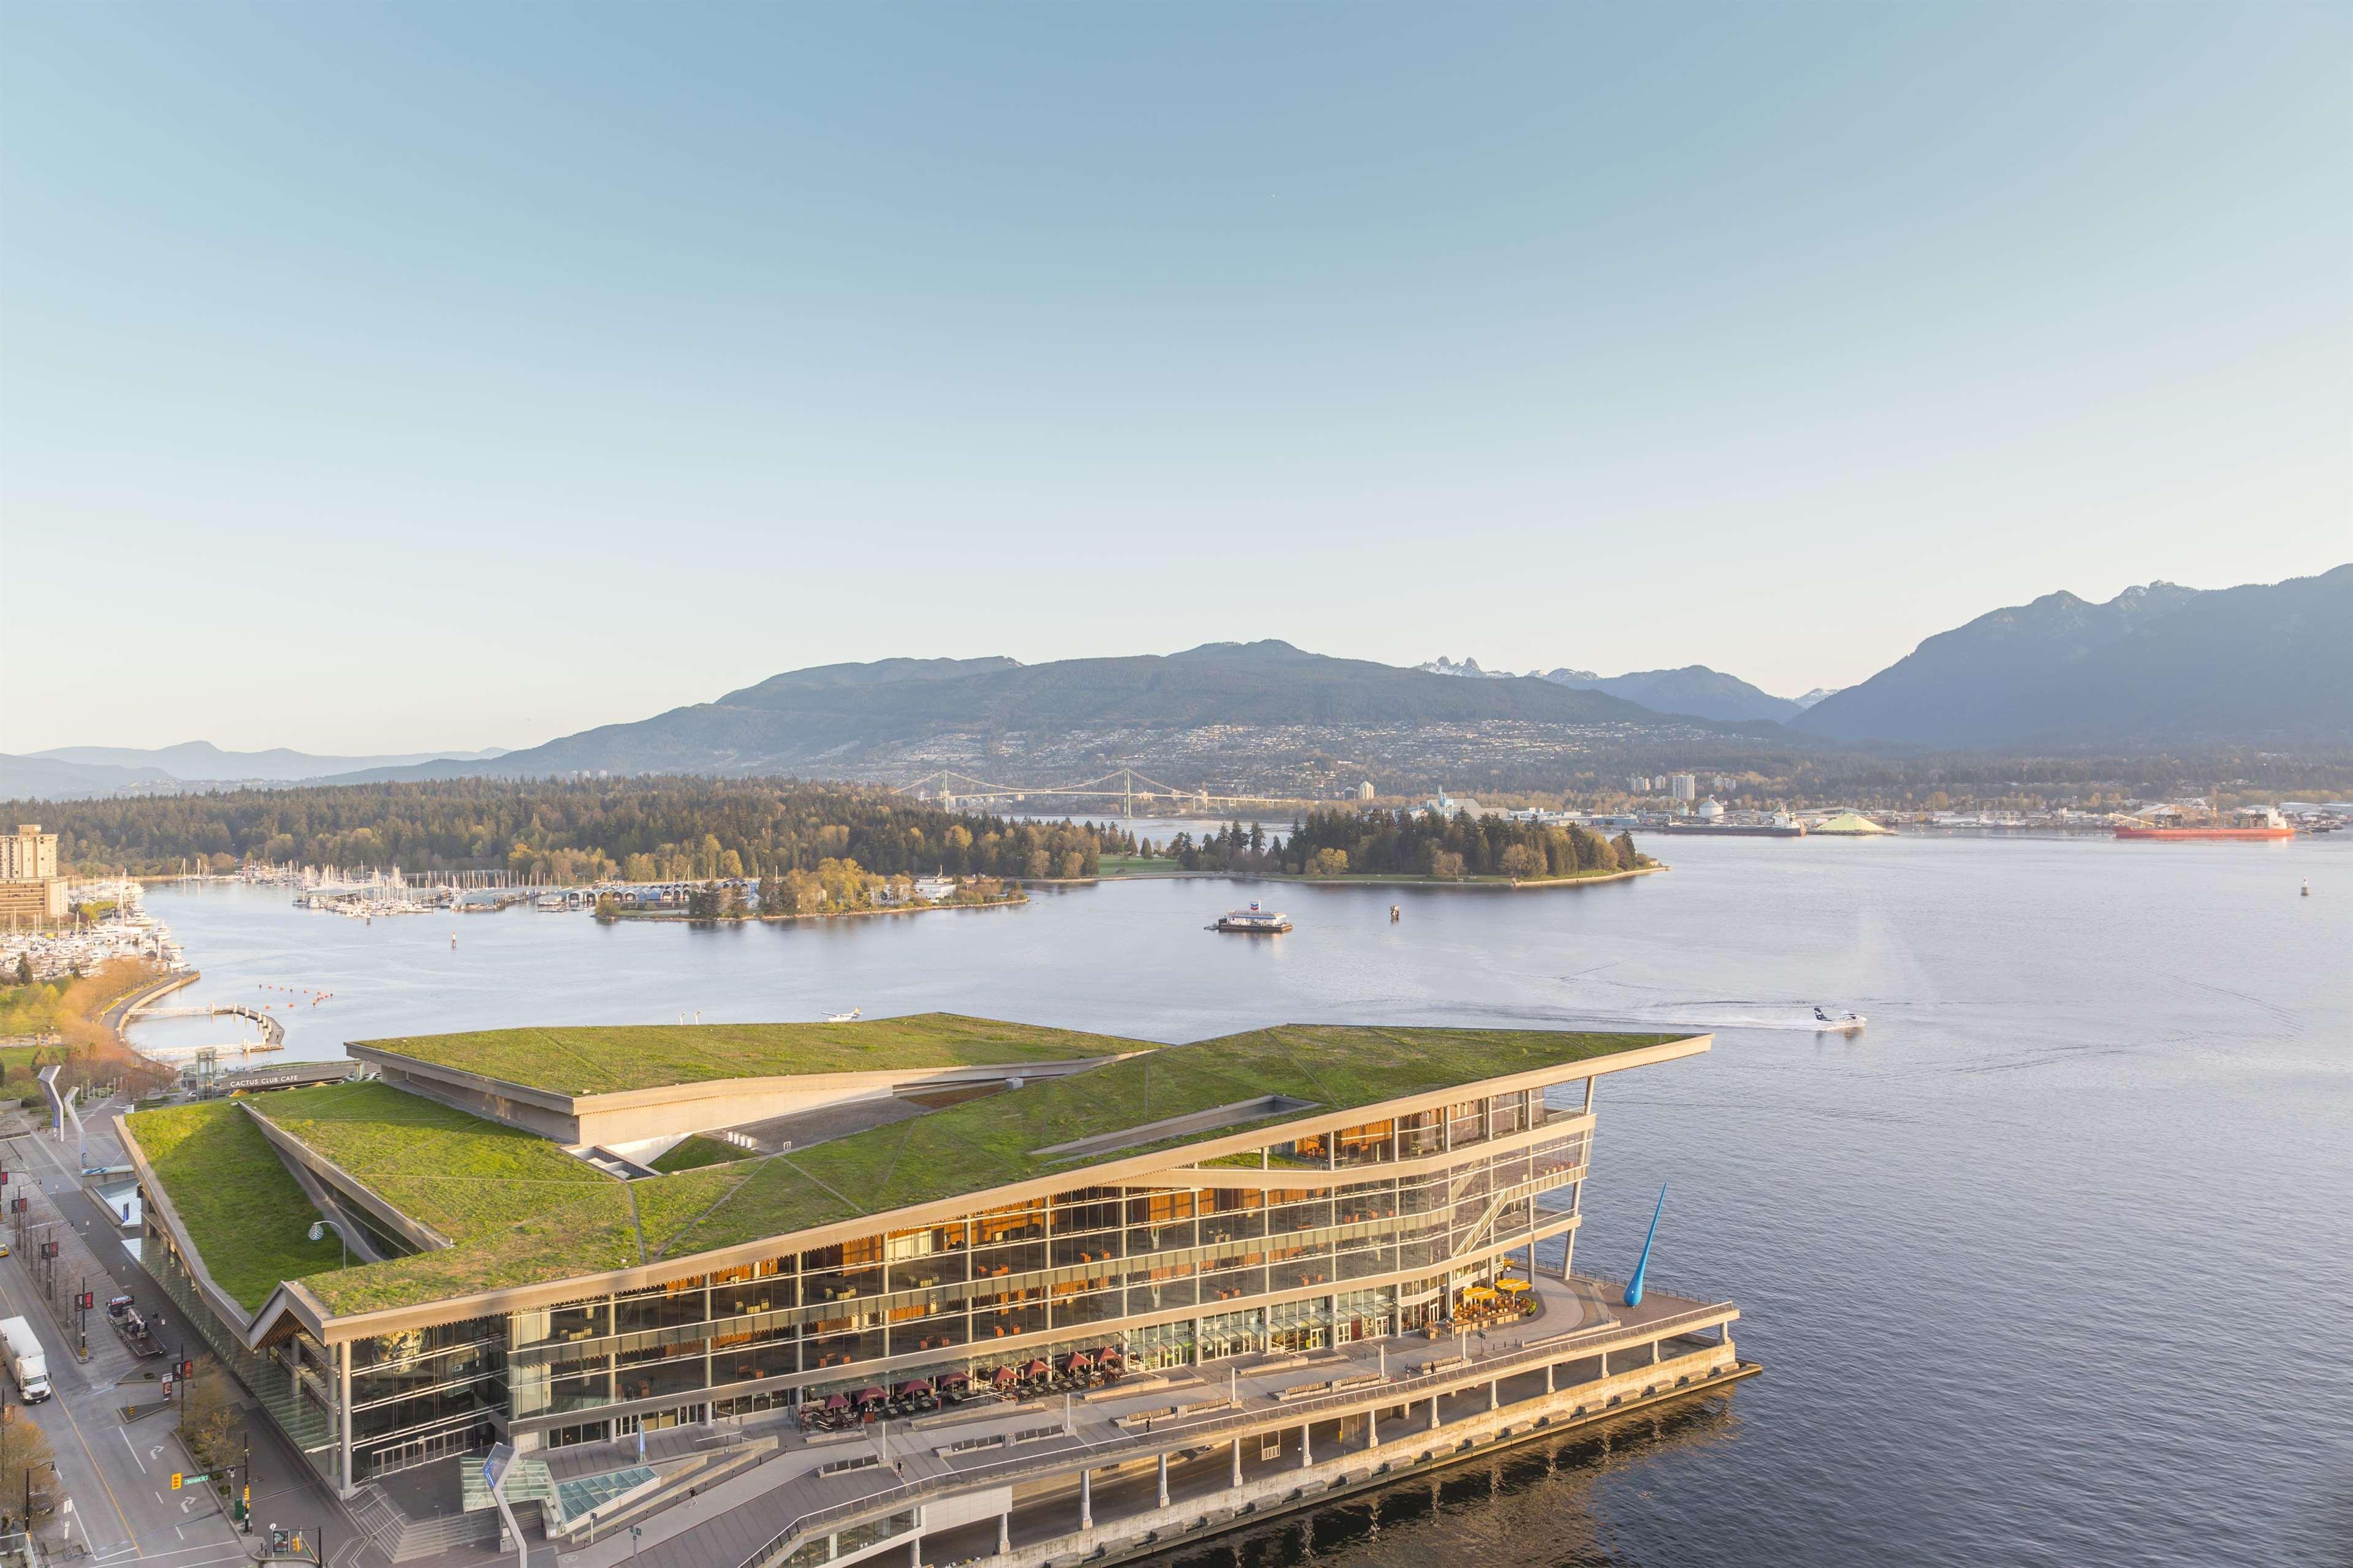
[4,3,2346,753]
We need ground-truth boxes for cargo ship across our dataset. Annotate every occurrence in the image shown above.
[2115,805,2294,841]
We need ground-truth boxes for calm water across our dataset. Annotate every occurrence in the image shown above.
[138,835,2353,1566]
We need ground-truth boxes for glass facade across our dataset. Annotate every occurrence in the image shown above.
[156,1086,1588,1488]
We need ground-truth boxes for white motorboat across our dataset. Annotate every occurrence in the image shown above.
[824,1008,862,1023]
[1812,1009,1866,1033]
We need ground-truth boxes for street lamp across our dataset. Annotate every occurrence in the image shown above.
[306,1221,348,1271]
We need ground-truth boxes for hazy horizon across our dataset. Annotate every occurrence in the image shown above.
[5,5,2347,754]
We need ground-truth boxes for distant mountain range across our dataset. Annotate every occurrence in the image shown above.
[338,641,1730,789]
[2,742,509,800]
[12,569,2343,804]
[1792,565,2352,748]
[1544,667,1811,724]
[1421,656,1816,723]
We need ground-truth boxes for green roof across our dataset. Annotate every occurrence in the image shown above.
[351,1013,1142,1096]
[140,1020,1679,1319]
[122,1099,350,1312]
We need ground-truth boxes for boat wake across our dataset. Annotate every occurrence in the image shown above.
[1605,1002,1874,1034]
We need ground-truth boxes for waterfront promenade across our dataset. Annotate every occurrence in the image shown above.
[550,1268,1746,1568]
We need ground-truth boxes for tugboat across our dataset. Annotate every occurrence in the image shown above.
[1214,902,1292,934]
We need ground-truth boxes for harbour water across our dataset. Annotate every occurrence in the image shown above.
[134,834,2352,1566]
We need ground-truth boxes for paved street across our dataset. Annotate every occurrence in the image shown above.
[0,1104,353,1566]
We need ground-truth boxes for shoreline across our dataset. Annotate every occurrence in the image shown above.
[1046,864,1667,890]
[601,895,1030,925]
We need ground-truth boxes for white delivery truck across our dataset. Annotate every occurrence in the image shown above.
[1,1315,51,1403]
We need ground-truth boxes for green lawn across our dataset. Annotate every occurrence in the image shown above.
[1095,855,1179,876]
[650,1134,756,1174]
[352,1013,1143,1096]
[168,1020,1678,1319]
[252,1080,615,1243]
[121,1101,349,1312]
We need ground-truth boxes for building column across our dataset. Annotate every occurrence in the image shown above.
[1157,1451,1169,1509]
[1079,1468,1092,1532]
[1231,1436,1242,1488]
[1367,1406,1379,1450]
[1428,1395,1440,1431]
[1299,1423,1312,1468]
[337,1339,354,1498]
[1545,1362,1555,1394]
[1488,1380,1499,1412]
[998,1510,1011,1556]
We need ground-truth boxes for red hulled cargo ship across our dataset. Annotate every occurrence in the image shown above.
[2115,805,2294,841]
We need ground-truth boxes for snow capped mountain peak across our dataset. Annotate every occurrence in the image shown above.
[1417,656,1525,679]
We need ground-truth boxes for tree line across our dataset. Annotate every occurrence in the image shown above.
[15,778,1132,882]
[1149,809,1646,879]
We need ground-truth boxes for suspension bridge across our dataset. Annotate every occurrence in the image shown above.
[895,768,1321,816]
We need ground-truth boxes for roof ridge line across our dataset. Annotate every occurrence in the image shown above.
[783,1155,869,1219]
[537,1027,617,1095]
[1266,1028,1340,1106]
[648,1157,780,1262]
[868,1120,919,1206]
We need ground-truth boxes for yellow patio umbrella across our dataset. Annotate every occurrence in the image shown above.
[1461,1285,1500,1303]
[1496,1278,1532,1294]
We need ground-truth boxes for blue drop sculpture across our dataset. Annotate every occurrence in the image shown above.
[1624,1183,1667,1307]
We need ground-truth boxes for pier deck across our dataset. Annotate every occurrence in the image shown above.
[550,1268,1744,1568]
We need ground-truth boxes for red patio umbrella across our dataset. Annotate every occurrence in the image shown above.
[1060,1350,1092,1371]
[895,1379,933,1397]
[855,1386,887,1405]
[938,1371,970,1387]
[990,1366,1017,1386]
[1020,1358,1051,1378]
[823,1393,851,1410]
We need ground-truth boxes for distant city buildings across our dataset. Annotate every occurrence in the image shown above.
[1426,789,1499,818]
[1670,774,1698,802]
[0,823,67,925]
[1,823,57,881]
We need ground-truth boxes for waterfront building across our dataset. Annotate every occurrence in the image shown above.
[121,1015,1750,1566]
[1,824,58,881]
[1669,774,1698,803]
[0,824,66,923]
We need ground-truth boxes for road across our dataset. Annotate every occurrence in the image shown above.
[0,1102,359,1565]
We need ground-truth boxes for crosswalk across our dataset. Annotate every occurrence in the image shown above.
[86,1538,251,1566]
